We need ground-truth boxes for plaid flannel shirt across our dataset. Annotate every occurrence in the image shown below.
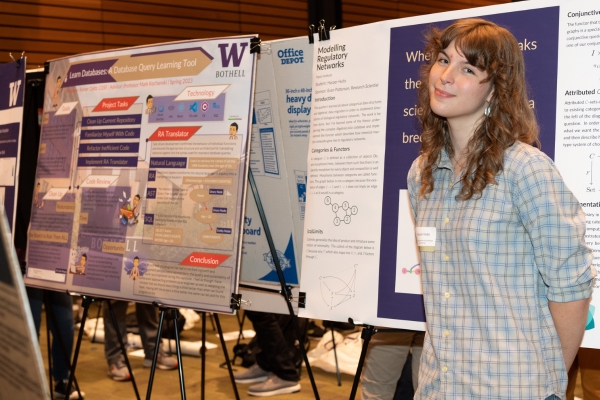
[408,141,595,399]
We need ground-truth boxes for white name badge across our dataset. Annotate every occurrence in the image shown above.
[416,227,436,252]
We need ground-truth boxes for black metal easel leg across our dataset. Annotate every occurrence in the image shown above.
[209,313,216,331]
[146,305,166,400]
[171,309,186,400]
[349,325,376,400]
[331,329,342,386]
[201,312,206,400]
[106,300,140,400]
[91,300,102,343]
[247,168,321,400]
[65,296,94,398]
[214,314,240,400]
[44,296,83,399]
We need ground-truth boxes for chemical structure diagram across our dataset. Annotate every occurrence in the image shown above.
[324,196,358,226]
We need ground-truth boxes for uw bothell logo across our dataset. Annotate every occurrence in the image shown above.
[277,48,304,65]
[8,80,22,107]
[216,42,248,78]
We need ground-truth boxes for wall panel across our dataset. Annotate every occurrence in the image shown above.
[343,0,511,28]
[0,0,507,67]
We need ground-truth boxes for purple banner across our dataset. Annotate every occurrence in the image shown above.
[82,114,141,127]
[377,7,561,322]
[148,94,226,123]
[149,157,187,168]
[81,128,141,140]
[61,59,118,88]
[77,156,138,168]
[0,60,25,109]
[78,142,139,154]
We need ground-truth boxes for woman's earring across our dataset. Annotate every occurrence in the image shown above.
[484,105,491,117]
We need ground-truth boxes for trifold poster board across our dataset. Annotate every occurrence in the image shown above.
[0,59,26,239]
[24,36,257,314]
[299,0,600,340]
[239,37,312,314]
[0,207,49,400]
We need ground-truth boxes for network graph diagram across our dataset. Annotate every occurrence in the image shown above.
[324,196,358,226]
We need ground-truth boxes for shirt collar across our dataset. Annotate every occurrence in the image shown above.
[435,148,453,171]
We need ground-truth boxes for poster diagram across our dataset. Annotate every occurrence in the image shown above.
[319,265,357,310]
[24,36,257,313]
[324,196,358,226]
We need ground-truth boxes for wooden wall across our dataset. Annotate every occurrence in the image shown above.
[0,0,308,67]
[343,0,510,28]
[0,0,508,68]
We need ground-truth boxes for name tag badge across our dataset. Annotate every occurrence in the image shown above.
[416,227,436,252]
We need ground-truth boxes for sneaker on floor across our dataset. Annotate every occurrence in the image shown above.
[54,380,85,399]
[248,375,301,397]
[107,361,131,381]
[234,363,270,384]
[143,350,178,370]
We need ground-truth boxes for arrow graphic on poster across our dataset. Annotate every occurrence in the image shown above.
[62,48,213,87]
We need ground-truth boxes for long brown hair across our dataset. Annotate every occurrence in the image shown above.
[417,18,539,200]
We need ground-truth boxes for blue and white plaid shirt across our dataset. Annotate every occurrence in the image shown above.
[408,141,595,399]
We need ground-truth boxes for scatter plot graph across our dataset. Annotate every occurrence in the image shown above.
[324,196,358,226]
[319,265,357,309]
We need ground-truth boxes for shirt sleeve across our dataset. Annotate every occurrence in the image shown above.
[512,154,596,302]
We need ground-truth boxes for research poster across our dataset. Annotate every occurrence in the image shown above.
[271,37,313,265]
[0,208,49,400]
[240,42,299,287]
[300,0,600,335]
[0,58,26,238]
[239,37,312,314]
[24,36,257,314]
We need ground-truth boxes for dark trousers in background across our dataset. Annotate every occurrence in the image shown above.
[245,310,306,382]
[103,300,159,365]
[27,287,74,382]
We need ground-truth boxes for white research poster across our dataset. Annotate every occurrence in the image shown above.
[239,36,313,314]
[299,0,600,342]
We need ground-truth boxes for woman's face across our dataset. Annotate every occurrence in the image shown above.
[429,40,493,128]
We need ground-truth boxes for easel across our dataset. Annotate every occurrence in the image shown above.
[234,169,321,399]
[65,295,141,400]
[347,323,405,400]
[144,304,240,400]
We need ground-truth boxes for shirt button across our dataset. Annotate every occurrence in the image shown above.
[443,330,450,337]
[444,255,450,261]
[442,366,448,373]
[444,292,450,299]
[444,217,449,223]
